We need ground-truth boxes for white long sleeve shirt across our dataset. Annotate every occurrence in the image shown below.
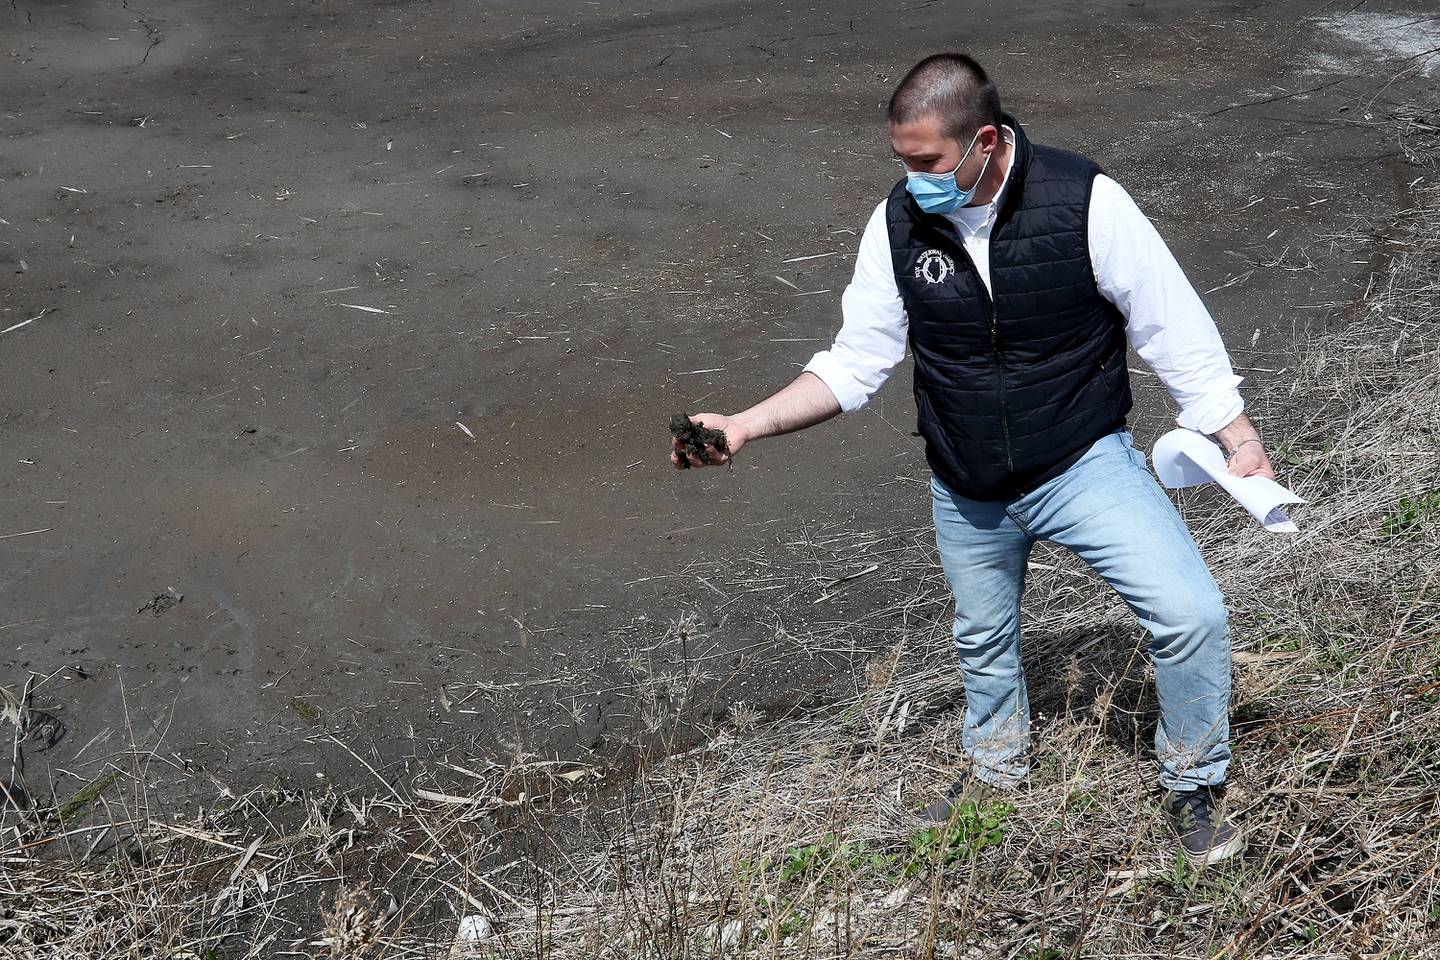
[804,134,1244,436]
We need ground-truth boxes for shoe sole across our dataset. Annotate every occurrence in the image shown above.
[913,801,974,827]
[1186,831,1246,866]
[913,788,1002,826]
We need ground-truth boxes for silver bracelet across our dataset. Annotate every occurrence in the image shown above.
[1226,438,1263,459]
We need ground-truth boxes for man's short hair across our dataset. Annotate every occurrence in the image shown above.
[888,53,1003,142]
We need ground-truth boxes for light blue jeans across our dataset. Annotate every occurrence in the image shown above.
[930,429,1231,793]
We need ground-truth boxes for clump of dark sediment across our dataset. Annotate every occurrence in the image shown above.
[669,413,729,468]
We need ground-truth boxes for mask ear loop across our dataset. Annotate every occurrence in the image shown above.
[964,147,993,194]
[951,128,984,179]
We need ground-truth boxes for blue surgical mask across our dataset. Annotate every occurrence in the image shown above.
[904,130,991,215]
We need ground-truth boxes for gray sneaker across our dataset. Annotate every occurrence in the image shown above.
[916,770,1001,825]
[1161,786,1244,866]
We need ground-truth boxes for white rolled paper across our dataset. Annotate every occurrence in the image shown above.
[1151,429,1305,533]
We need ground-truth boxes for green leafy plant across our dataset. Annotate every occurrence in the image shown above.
[1264,631,1304,653]
[1160,848,1200,893]
[1019,948,1067,960]
[775,834,901,885]
[1273,438,1334,469]
[1382,490,1440,537]
[735,856,770,885]
[752,895,808,943]
[905,800,1014,876]
[778,834,838,883]
[1272,443,1306,467]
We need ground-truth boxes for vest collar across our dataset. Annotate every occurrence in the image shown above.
[990,112,1031,227]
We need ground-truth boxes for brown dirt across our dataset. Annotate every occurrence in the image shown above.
[669,413,729,468]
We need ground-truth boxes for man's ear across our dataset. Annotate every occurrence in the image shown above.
[980,124,1001,153]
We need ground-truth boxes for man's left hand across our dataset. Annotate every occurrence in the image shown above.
[1213,413,1277,480]
[1226,441,1276,480]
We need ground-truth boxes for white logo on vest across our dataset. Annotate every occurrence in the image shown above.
[914,249,956,285]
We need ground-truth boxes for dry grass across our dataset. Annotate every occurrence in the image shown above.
[3,118,1439,959]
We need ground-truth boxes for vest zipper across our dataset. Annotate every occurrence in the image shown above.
[943,219,1016,475]
[989,308,1016,472]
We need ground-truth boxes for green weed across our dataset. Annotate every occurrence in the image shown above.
[1382,490,1440,537]
[905,800,1014,876]
[1019,948,1068,960]
[775,834,901,885]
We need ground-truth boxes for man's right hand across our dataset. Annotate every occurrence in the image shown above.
[670,413,748,469]
[667,372,843,471]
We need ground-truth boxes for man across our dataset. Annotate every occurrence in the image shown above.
[669,53,1274,866]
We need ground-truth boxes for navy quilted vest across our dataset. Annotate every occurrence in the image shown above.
[887,114,1131,500]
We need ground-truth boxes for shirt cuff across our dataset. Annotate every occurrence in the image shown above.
[1175,374,1245,435]
[802,351,868,413]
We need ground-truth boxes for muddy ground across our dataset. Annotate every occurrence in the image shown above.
[2,0,1436,802]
